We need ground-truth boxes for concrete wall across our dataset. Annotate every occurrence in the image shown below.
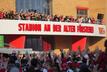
[55,36,72,49]
[52,0,89,18]
[0,0,16,12]
[89,0,106,19]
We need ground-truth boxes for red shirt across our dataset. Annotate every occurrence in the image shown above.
[0,12,4,19]
[61,57,67,64]
[0,68,5,72]
[61,63,67,70]
[48,68,54,72]
[97,52,107,70]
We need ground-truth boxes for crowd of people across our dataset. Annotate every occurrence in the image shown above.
[0,45,107,72]
[0,10,103,24]
[0,10,106,72]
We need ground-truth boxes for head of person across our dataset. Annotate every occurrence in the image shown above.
[104,40,107,52]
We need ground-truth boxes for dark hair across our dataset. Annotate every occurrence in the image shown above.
[104,40,107,47]
[31,58,38,67]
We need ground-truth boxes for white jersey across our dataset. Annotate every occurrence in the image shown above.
[67,69,74,72]
[42,68,48,72]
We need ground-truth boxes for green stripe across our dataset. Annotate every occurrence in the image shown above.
[0,35,4,48]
